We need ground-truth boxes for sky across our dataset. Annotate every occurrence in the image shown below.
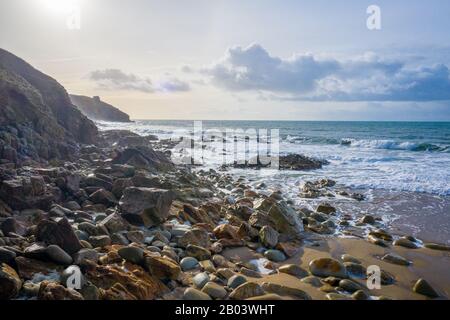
[1,0,450,120]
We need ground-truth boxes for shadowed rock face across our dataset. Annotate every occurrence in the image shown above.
[0,48,98,163]
[70,94,131,123]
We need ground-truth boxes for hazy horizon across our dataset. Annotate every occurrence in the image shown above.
[1,0,450,121]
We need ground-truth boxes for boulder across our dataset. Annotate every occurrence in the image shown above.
[309,258,347,278]
[119,187,174,227]
[86,263,168,300]
[261,282,311,300]
[229,282,265,300]
[0,263,22,299]
[201,282,227,299]
[98,212,130,234]
[118,246,144,265]
[259,226,279,248]
[278,264,308,278]
[180,257,199,271]
[177,228,210,249]
[185,244,211,260]
[213,224,240,241]
[193,272,210,289]
[264,249,287,262]
[145,255,181,280]
[38,281,84,300]
[112,146,173,172]
[36,218,82,255]
[88,189,117,207]
[413,279,439,298]
[183,288,212,300]
[316,202,336,215]
[382,253,412,266]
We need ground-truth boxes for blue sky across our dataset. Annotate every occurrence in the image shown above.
[1,0,450,120]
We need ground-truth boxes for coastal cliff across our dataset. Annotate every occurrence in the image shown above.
[70,94,131,123]
[0,48,98,164]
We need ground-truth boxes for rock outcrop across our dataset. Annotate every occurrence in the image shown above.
[70,94,131,123]
[0,48,98,164]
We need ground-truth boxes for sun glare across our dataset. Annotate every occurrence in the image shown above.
[42,0,79,13]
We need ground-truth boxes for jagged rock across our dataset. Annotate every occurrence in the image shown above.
[98,212,130,234]
[316,202,336,215]
[177,228,210,248]
[38,281,84,300]
[86,263,168,300]
[0,263,22,299]
[267,201,304,239]
[36,218,82,255]
[230,154,327,171]
[88,235,111,248]
[145,255,181,280]
[112,146,173,172]
[81,176,112,191]
[0,247,16,265]
[213,224,240,241]
[0,178,55,210]
[15,256,61,280]
[185,244,211,260]
[73,248,99,265]
[119,187,174,227]
[259,225,279,248]
[88,189,117,207]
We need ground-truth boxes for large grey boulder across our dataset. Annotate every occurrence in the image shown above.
[119,187,174,227]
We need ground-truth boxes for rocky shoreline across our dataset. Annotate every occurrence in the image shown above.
[1,48,449,301]
[1,127,449,300]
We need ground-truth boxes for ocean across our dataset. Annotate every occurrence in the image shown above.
[98,120,450,244]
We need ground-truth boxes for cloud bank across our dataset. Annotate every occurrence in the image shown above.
[202,44,450,102]
[89,69,190,93]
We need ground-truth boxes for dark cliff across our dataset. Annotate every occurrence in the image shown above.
[0,48,98,164]
[70,94,131,123]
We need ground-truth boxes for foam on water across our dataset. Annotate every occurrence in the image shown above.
[97,120,450,196]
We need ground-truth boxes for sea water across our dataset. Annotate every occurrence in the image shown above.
[98,120,450,243]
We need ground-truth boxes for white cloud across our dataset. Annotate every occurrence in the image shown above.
[89,69,190,93]
[201,44,450,102]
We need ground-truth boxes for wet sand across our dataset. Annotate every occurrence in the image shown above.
[223,237,450,300]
